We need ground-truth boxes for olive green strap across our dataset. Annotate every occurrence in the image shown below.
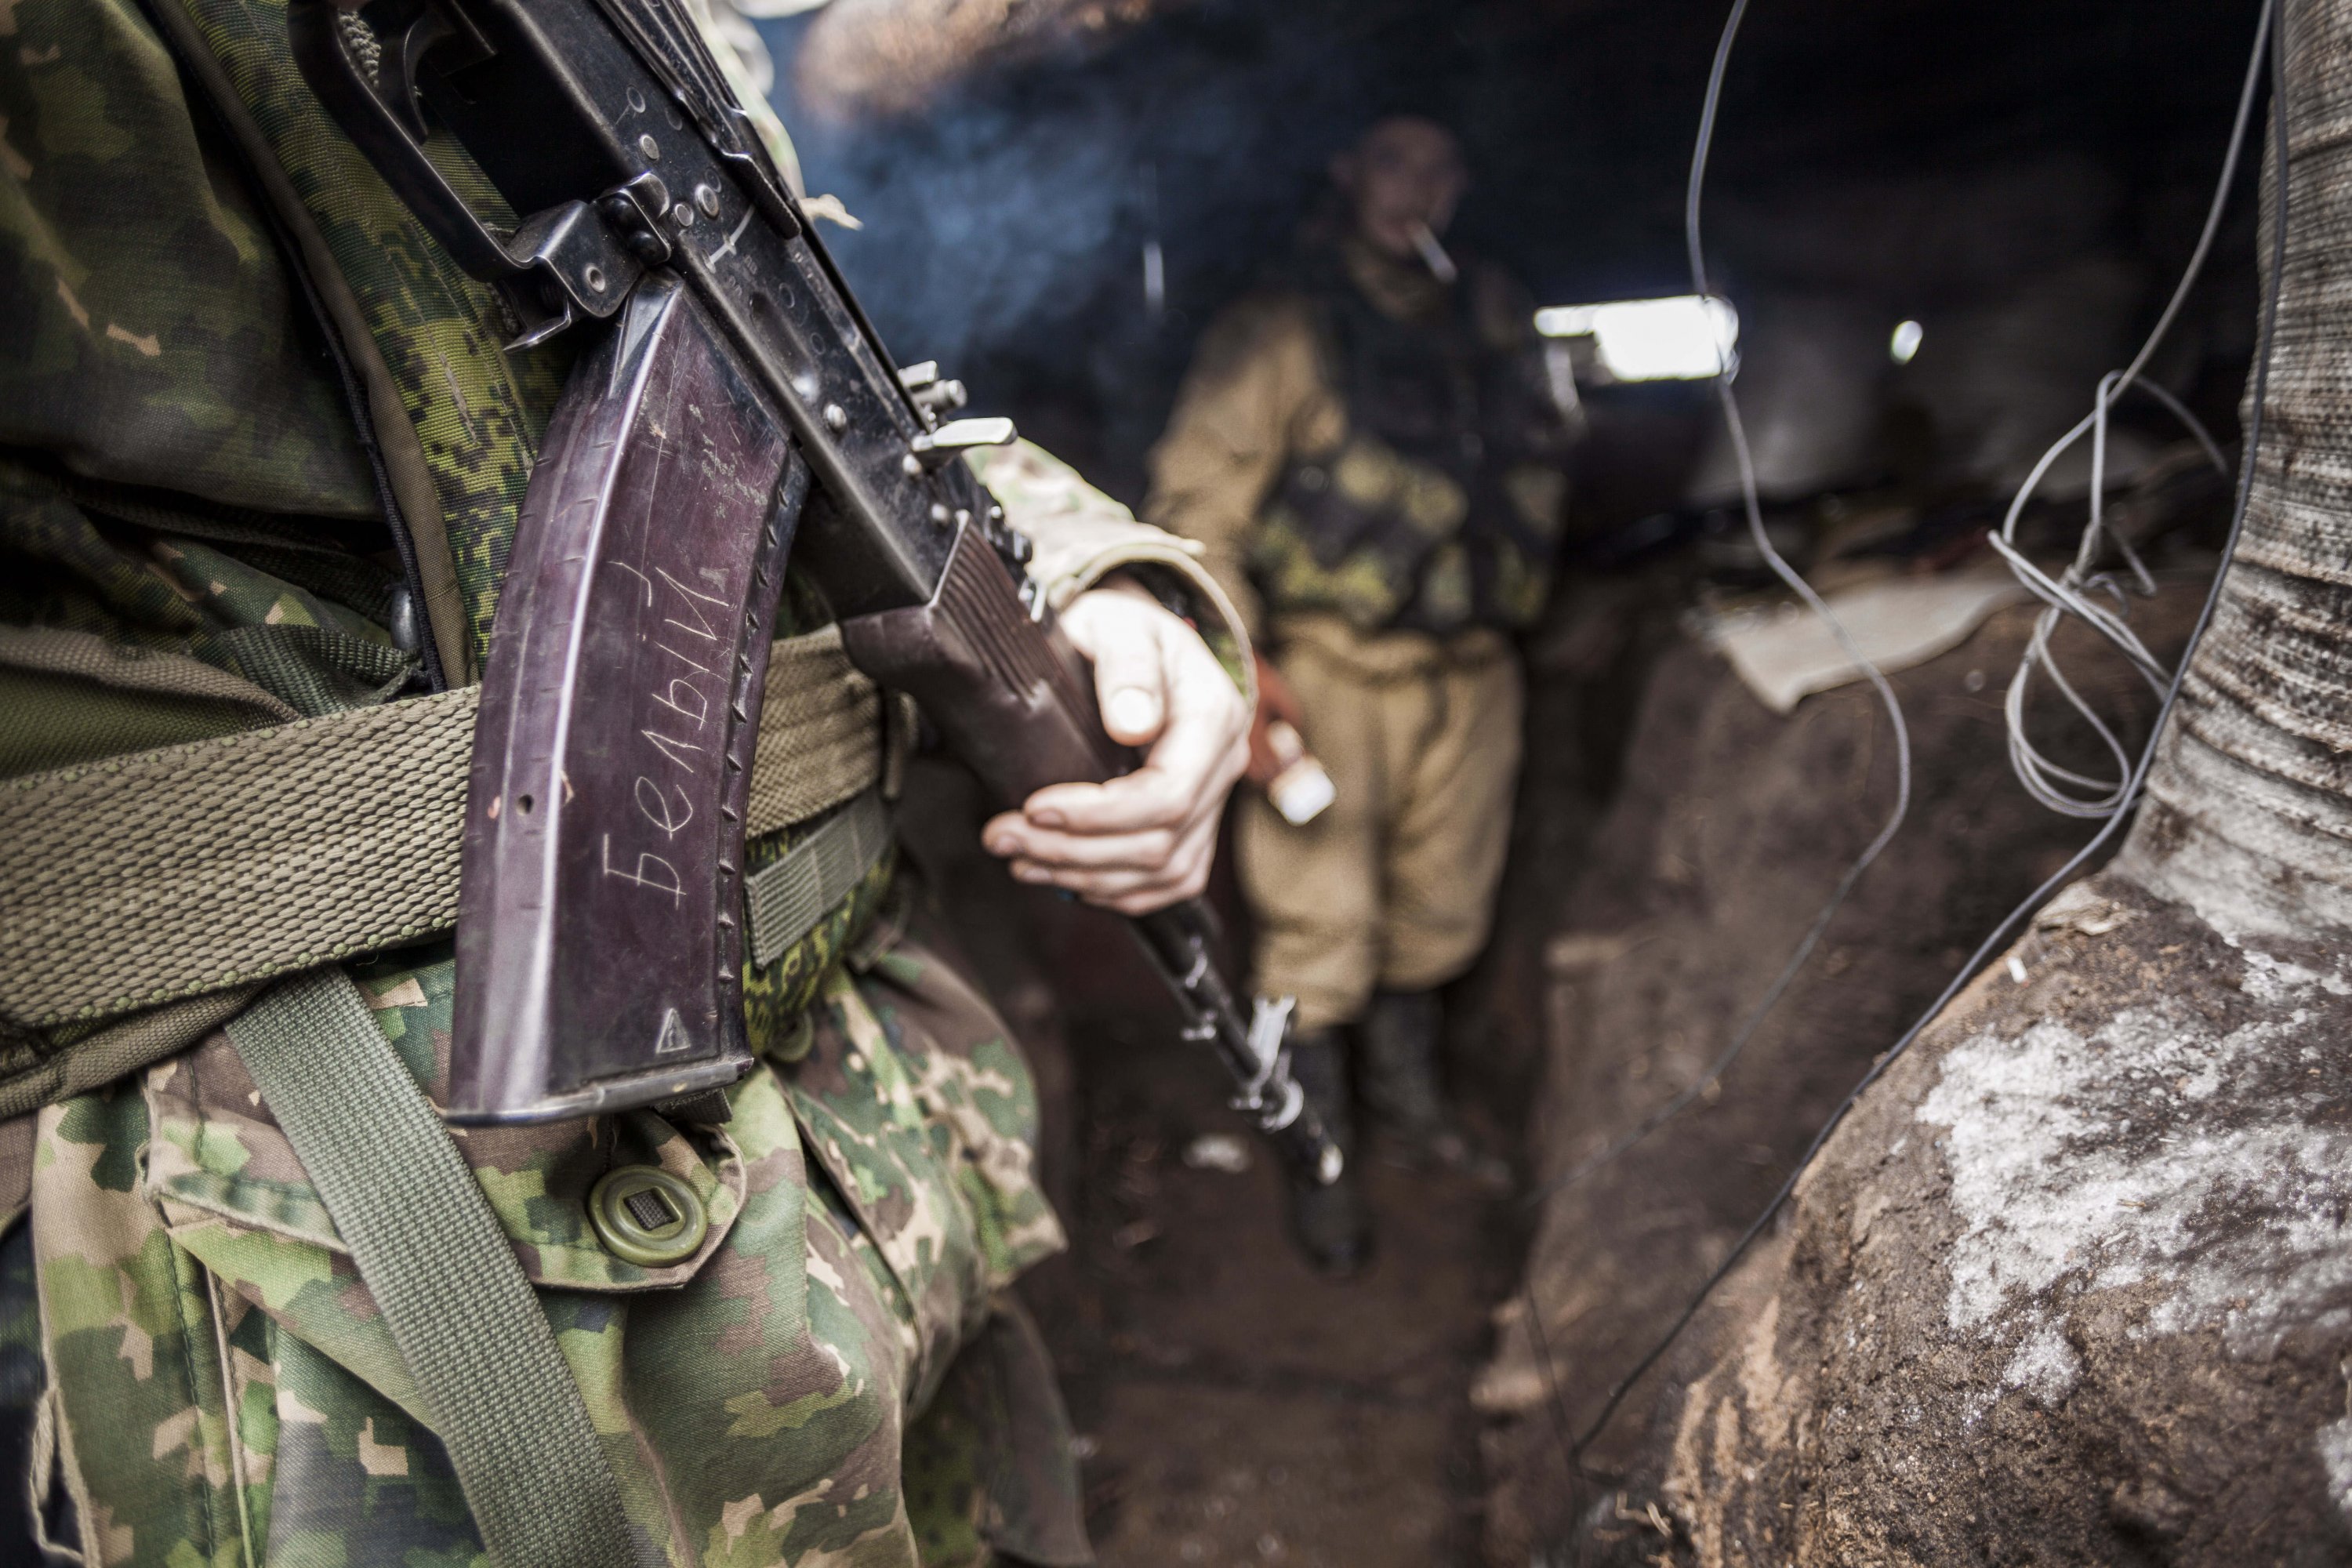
[226,967,644,1568]
[0,627,882,1032]
[745,786,894,968]
[2,684,477,1030]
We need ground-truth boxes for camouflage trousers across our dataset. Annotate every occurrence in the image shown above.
[0,901,1087,1567]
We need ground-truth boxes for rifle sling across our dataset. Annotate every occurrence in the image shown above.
[0,626,883,1033]
[226,967,646,1568]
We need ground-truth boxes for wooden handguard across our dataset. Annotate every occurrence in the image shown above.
[839,525,1120,808]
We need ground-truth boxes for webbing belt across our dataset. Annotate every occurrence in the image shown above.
[227,969,648,1568]
[746,786,894,968]
[0,626,883,1031]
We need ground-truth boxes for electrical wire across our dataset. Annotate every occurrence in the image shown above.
[1530,0,2274,1214]
[1547,0,2290,1469]
[1992,0,2275,817]
[1524,0,1914,1213]
[1526,0,1917,1515]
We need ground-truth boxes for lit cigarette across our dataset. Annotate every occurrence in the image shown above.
[1410,220,1458,285]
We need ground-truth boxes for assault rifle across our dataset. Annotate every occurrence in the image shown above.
[287,0,1340,1182]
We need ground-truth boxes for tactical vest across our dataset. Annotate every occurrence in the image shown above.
[1251,246,1571,637]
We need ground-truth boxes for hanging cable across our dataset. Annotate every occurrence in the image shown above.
[1522,0,1917,1511]
[1530,0,2277,1216]
[1993,0,2274,817]
[1523,0,1915,1214]
[1547,0,2288,1471]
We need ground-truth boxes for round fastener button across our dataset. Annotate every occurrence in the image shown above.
[587,1165,708,1267]
[771,1014,815,1065]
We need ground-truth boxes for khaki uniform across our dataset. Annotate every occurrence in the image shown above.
[1146,239,1563,1030]
[1237,616,1522,1029]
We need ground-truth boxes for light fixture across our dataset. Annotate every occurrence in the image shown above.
[1890,319,1923,365]
[1534,295,1739,382]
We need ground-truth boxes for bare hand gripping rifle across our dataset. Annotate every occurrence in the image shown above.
[288,0,1341,1182]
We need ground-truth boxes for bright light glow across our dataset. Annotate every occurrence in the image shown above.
[1534,295,1738,381]
[1890,319,1924,365]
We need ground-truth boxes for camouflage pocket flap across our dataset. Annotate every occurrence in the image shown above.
[785,965,989,1399]
[143,957,746,1294]
[779,941,1065,1410]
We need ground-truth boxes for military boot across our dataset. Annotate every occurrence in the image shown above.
[1360,989,1508,1185]
[1283,1027,1371,1276]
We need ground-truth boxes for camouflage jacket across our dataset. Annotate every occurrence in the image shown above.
[0,1,1244,1563]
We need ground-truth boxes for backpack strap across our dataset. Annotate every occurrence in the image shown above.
[226,967,647,1568]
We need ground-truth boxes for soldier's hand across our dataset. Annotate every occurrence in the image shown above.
[982,577,1249,914]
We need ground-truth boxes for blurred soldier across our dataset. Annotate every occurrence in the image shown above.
[1146,115,1576,1272]
[0,2,1246,1563]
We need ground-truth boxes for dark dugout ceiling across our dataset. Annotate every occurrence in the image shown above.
[761,0,2267,488]
[790,0,1178,122]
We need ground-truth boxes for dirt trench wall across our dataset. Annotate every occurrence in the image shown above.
[1476,586,2201,1559]
[1572,2,2352,1560]
[1661,871,2352,1566]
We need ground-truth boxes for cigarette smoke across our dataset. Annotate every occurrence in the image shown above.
[764,5,1406,376]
